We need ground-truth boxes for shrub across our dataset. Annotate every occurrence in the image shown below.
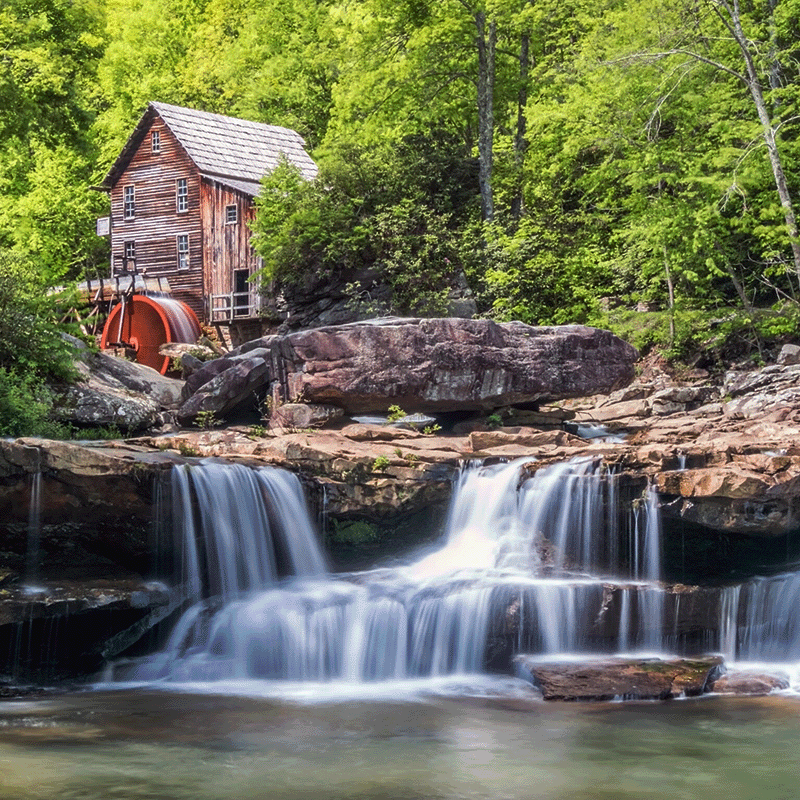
[0,369,69,438]
[0,251,82,437]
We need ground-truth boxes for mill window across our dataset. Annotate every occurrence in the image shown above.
[177,178,188,213]
[225,204,238,224]
[123,185,135,219]
[151,130,161,153]
[177,234,189,270]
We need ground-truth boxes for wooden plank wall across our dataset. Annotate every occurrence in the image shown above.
[201,179,261,317]
[109,117,204,319]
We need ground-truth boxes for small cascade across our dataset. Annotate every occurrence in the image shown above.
[110,457,800,688]
[23,448,47,595]
[24,470,42,590]
[718,572,800,662]
[171,463,326,601]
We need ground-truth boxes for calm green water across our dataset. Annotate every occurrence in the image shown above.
[0,685,798,800]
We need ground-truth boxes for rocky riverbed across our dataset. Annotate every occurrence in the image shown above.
[2,318,800,691]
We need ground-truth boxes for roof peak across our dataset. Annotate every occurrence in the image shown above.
[100,101,318,192]
[148,101,303,139]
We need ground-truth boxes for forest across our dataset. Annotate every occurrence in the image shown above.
[3,0,800,433]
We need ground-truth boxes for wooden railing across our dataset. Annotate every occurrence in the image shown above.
[209,292,261,322]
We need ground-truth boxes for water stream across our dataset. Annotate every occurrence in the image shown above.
[4,457,800,800]
[108,457,800,691]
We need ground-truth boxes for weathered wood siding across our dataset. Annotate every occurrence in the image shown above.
[201,179,261,319]
[109,118,204,318]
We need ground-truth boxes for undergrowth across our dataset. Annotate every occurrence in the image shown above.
[596,301,800,371]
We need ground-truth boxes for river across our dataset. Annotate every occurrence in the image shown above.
[0,686,799,800]
[4,457,800,799]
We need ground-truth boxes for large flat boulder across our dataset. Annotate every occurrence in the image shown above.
[267,318,637,414]
[515,655,724,701]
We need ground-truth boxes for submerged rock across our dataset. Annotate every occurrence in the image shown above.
[514,655,724,701]
[710,671,790,695]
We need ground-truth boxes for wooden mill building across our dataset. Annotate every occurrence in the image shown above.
[97,101,318,333]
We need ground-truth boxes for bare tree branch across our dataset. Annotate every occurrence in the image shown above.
[606,48,746,84]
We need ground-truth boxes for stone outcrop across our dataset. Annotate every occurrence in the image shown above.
[514,656,724,701]
[565,356,800,535]
[52,336,183,432]
[265,318,638,414]
[723,363,800,418]
[176,354,269,423]
[710,670,790,695]
[177,318,638,422]
[269,402,344,430]
[0,580,180,681]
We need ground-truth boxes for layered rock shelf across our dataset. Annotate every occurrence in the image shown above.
[178,318,639,421]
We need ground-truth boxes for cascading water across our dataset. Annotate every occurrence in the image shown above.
[110,457,800,690]
[170,462,326,601]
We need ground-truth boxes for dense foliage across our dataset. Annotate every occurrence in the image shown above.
[0,251,76,436]
[4,0,800,375]
[252,134,479,316]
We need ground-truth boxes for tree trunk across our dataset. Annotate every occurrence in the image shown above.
[719,0,800,284]
[511,31,530,220]
[475,11,496,221]
[663,245,676,347]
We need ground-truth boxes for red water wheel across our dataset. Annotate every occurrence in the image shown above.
[100,294,202,375]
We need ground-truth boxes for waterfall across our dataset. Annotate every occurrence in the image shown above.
[24,470,42,591]
[171,462,326,601]
[109,458,800,687]
[718,572,800,662]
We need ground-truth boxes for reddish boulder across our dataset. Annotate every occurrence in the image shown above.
[268,318,638,414]
[710,671,789,695]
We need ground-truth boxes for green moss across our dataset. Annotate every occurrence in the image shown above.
[329,519,380,546]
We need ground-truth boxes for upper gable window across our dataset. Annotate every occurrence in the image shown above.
[123,185,135,219]
[151,131,161,153]
[176,178,188,213]
[225,204,238,224]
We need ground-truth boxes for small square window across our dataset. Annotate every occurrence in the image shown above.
[151,130,161,153]
[177,234,189,270]
[225,204,238,224]
[176,178,188,213]
[123,185,135,219]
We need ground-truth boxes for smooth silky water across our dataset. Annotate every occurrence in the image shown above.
[2,458,799,800]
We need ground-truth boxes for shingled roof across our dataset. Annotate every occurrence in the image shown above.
[100,102,318,195]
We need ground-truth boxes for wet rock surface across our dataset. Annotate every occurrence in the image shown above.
[0,580,180,682]
[710,670,790,695]
[7,333,800,688]
[515,656,724,701]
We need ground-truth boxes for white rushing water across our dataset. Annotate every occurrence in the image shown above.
[108,458,800,691]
